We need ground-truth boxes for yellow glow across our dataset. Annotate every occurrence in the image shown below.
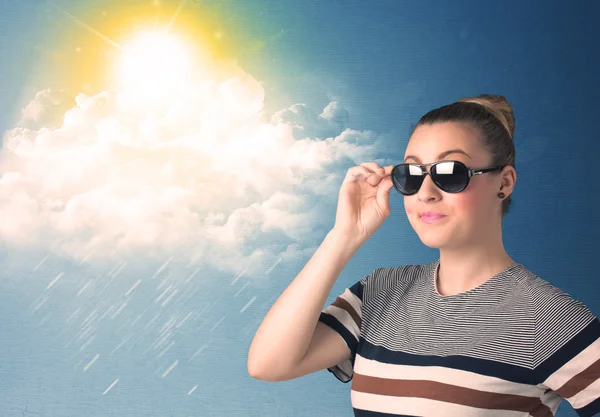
[37,0,247,97]
[117,30,194,99]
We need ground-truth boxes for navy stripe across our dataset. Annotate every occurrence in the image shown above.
[535,318,600,381]
[349,279,364,301]
[319,312,358,356]
[358,338,537,385]
[320,261,600,415]
[577,395,600,417]
[354,408,417,417]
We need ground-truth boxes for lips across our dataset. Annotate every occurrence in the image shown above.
[420,212,446,219]
[420,212,447,222]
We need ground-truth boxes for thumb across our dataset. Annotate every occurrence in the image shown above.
[376,176,394,213]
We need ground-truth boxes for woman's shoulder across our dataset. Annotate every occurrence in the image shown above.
[507,263,597,326]
[361,260,434,297]
[511,266,600,387]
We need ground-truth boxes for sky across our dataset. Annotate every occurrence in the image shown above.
[0,0,599,416]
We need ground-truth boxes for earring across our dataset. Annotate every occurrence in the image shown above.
[498,192,505,199]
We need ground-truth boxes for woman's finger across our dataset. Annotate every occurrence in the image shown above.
[345,165,373,182]
[360,162,385,175]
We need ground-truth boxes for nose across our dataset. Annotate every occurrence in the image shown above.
[417,172,441,202]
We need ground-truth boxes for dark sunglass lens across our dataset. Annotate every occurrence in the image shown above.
[392,164,423,195]
[432,161,469,192]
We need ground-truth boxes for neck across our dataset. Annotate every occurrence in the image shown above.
[436,224,515,296]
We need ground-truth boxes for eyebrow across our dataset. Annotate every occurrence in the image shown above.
[404,148,471,163]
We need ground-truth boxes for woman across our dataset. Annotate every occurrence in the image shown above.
[247,95,600,416]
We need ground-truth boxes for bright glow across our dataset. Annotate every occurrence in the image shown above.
[2,25,383,275]
[117,30,193,99]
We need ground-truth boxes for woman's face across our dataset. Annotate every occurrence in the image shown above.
[403,122,510,250]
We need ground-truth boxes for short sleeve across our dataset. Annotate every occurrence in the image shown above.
[533,287,600,417]
[318,271,373,383]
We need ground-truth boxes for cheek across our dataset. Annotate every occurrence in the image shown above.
[404,196,416,216]
[450,192,478,212]
[451,181,490,216]
[404,197,419,217]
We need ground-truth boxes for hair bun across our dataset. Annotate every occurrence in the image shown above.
[459,94,515,139]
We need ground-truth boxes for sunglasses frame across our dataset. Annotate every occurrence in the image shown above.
[391,160,506,195]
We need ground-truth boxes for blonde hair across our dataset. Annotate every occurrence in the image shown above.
[459,95,515,140]
[412,94,517,216]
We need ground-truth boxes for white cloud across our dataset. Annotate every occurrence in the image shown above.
[18,88,74,130]
[0,59,387,278]
[271,100,350,140]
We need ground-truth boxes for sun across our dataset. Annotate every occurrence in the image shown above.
[117,30,194,100]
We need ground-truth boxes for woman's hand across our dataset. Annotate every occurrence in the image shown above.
[333,162,395,243]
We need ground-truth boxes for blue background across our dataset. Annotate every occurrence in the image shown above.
[0,0,598,415]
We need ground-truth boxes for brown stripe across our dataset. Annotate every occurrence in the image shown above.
[332,297,361,329]
[556,356,600,399]
[352,373,553,417]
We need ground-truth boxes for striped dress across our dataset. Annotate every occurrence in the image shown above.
[318,260,600,416]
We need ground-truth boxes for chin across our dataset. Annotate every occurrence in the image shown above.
[413,221,452,248]
[418,235,447,249]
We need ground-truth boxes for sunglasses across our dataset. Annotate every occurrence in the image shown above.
[391,160,506,195]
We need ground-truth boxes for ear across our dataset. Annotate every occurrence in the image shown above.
[499,165,517,196]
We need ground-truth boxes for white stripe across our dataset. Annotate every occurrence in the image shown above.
[568,377,600,409]
[354,356,545,398]
[351,391,527,417]
[340,288,363,320]
[323,261,599,416]
[323,305,360,339]
[544,336,600,389]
